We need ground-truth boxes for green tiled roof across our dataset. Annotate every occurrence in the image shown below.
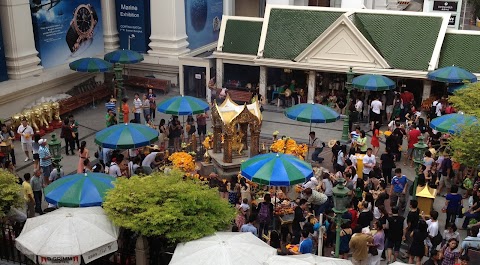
[222,20,263,55]
[351,13,443,71]
[438,33,480,73]
[263,9,343,60]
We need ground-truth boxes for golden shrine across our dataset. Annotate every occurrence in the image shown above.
[416,185,437,217]
[211,94,263,163]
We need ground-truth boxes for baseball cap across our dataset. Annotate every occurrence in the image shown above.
[38,139,47,144]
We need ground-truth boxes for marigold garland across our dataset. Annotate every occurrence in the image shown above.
[270,138,308,160]
[168,152,195,172]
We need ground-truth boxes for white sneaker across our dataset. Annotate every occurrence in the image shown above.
[24,157,29,162]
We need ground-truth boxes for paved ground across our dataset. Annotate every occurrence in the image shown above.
[7,87,468,264]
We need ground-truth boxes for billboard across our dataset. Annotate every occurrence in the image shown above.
[30,0,104,69]
[185,0,223,50]
[115,0,151,53]
[0,19,8,82]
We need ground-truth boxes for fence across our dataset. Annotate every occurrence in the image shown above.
[0,221,136,265]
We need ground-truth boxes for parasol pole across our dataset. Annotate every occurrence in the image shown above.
[318,213,324,256]
[307,120,313,162]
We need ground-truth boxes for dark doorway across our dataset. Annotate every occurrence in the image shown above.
[184,66,206,99]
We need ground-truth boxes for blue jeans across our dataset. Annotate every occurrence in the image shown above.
[463,212,480,228]
[41,165,52,179]
[311,148,324,162]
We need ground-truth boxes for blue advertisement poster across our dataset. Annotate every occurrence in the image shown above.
[115,0,151,53]
[30,0,104,69]
[0,19,8,82]
[185,0,223,50]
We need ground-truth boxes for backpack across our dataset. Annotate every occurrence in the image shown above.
[430,102,438,117]
[257,202,270,223]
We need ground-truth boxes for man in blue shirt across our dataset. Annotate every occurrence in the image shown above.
[299,230,313,254]
[390,168,408,216]
[38,139,52,185]
[240,216,258,237]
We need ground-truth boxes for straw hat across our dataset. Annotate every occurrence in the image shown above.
[149,144,160,151]
[327,139,337,148]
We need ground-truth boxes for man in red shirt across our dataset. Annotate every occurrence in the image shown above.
[405,123,421,167]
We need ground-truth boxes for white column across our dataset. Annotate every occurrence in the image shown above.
[206,67,212,103]
[223,0,235,16]
[101,0,120,52]
[423,80,432,100]
[216,59,224,89]
[259,66,267,99]
[179,65,185,96]
[308,70,315,103]
[148,0,189,57]
[0,0,42,79]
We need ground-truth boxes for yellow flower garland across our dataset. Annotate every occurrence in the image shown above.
[168,152,195,172]
[270,138,307,160]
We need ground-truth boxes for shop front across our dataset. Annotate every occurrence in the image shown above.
[213,5,480,106]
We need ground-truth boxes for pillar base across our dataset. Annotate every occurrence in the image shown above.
[5,54,42,80]
[148,36,190,58]
[104,33,120,52]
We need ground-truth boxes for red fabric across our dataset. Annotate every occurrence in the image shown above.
[371,129,380,147]
[400,91,414,104]
[408,129,421,148]
[349,208,359,229]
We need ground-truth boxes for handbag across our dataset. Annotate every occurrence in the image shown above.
[369,246,378,256]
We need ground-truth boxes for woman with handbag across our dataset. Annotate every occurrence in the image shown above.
[369,221,385,265]
[61,118,75,156]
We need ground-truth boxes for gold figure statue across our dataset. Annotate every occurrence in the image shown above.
[42,103,53,124]
[23,109,39,132]
[52,102,61,121]
[203,150,211,163]
[203,135,212,150]
[231,130,244,155]
[34,106,49,129]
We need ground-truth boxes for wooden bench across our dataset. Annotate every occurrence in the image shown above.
[60,84,111,115]
[124,76,170,94]
[226,90,252,104]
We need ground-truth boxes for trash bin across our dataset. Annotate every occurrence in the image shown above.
[356,153,366,179]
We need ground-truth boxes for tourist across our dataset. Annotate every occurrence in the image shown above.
[392,94,403,120]
[441,238,460,265]
[438,152,454,196]
[320,173,334,209]
[459,226,480,255]
[186,115,195,143]
[339,221,352,259]
[147,88,157,120]
[142,94,150,122]
[423,250,441,265]
[133,93,142,123]
[425,210,441,251]
[370,94,382,131]
[443,223,460,244]
[458,255,470,265]
[369,220,385,265]
[309,131,325,163]
[292,199,308,244]
[371,123,381,155]
[32,134,40,171]
[424,150,435,173]
[105,108,117,127]
[362,148,376,179]
[349,226,373,265]
[406,200,420,246]
[169,116,182,152]
[462,189,480,229]
[240,216,257,237]
[336,145,347,173]
[38,139,52,185]
[257,193,273,238]
[298,230,313,254]
[17,118,34,162]
[30,169,43,215]
[390,168,408,215]
[357,201,373,229]
[121,98,129,124]
[380,147,395,184]
[108,157,122,178]
[406,123,421,167]
[356,130,368,154]
[386,207,405,263]
[49,165,64,182]
[304,187,328,217]
[239,178,251,206]
[77,141,89,174]
[158,119,168,150]
[69,114,80,149]
[61,118,75,155]
[303,176,318,190]
[444,185,463,228]
[22,173,35,218]
[409,219,428,265]
[1,124,16,166]
[196,112,208,144]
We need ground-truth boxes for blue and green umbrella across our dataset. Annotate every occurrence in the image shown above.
[284,103,340,123]
[240,153,313,186]
[427,66,477,83]
[448,82,477,93]
[95,123,159,149]
[157,95,209,115]
[104,49,144,64]
[69,58,113,73]
[44,173,116,207]
[352,74,395,91]
[430,113,478,134]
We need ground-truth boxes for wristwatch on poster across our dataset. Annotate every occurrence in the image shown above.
[65,4,98,53]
